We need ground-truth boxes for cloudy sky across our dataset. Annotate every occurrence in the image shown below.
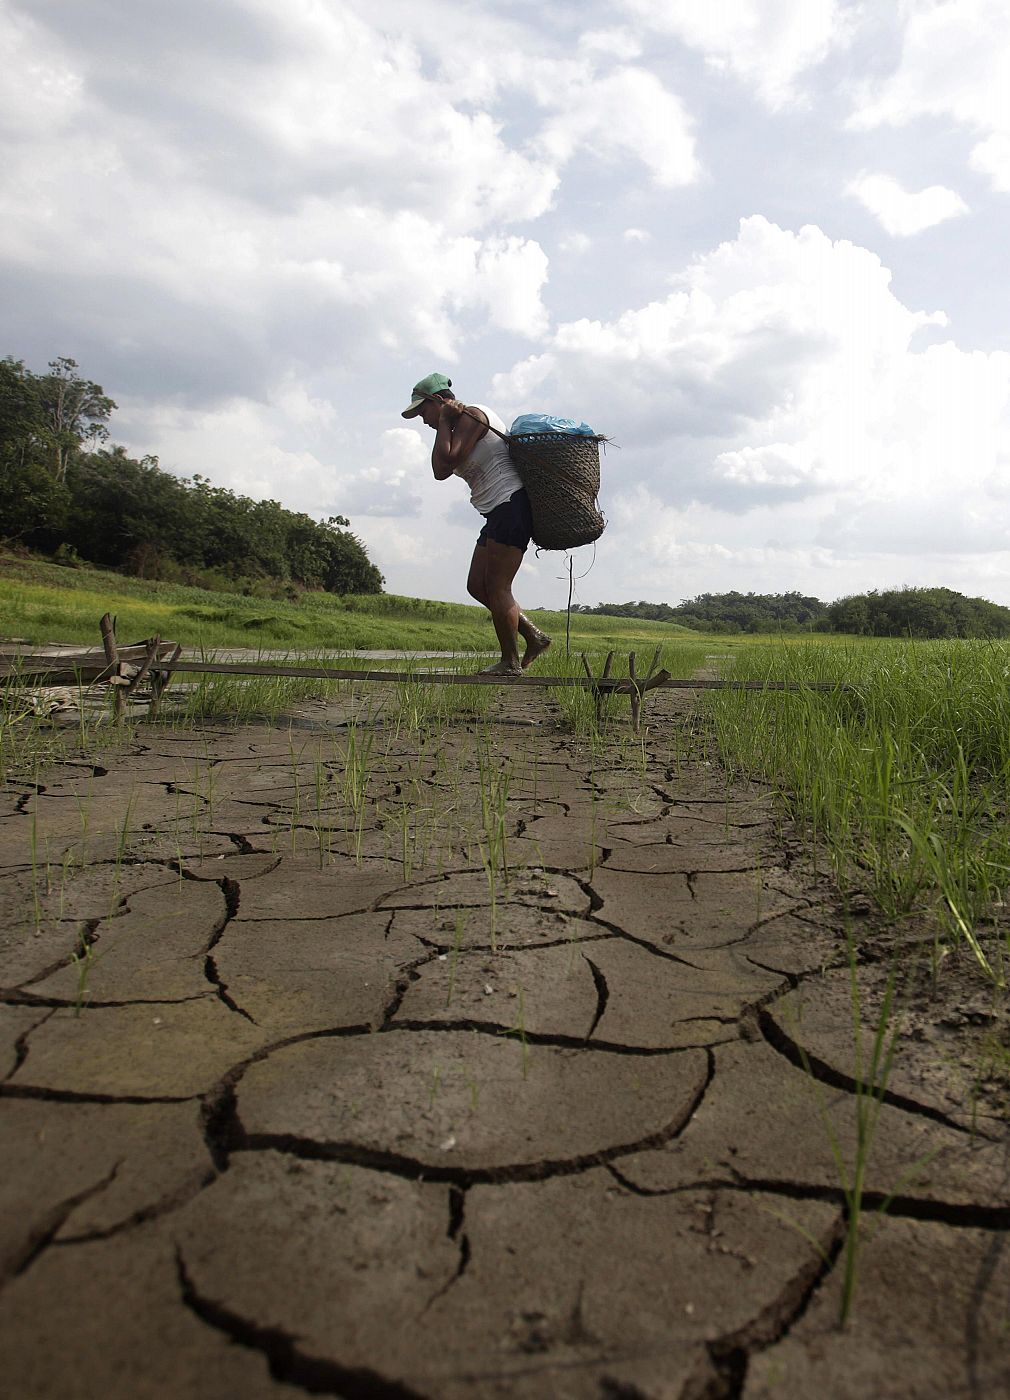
[4,0,1010,609]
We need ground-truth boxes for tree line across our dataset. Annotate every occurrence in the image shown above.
[574,591,826,632]
[577,587,1010,638]
[824,587,1010,639]
[0,356,383,596]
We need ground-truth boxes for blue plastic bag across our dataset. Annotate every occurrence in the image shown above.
[510,413,596,437]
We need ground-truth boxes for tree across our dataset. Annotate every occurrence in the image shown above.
[0,357,43,462]
[827,595,872,635]
[39,357,117,483]
[317,520,384,594]
[826,587,1010,639]
[0,358,70,543]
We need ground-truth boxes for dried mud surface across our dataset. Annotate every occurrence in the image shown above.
[1,688,1008,1399]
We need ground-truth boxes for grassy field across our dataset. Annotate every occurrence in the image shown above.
[710,638,1010,987]
[0,553,700,655]
[6,554,1009,987]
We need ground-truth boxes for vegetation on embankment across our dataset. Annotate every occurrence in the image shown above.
[574,590,827,632]
[0,552,698,653]
[578,586,1010,638]
[1,355,382,594]
[710,638,1010,986]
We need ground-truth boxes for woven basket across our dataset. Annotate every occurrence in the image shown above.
[507,433,606,551]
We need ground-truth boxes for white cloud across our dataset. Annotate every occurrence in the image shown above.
[337,429,428,519]
[846,172,969,235]
[849,0,1010,192]
[212,1,559,235]
[623,228,651,243]
[495,217,1010,588]
[0,0,698,405]
[714,442,822,490]
[537,66,697,188]
[0,6,82,136]
[619,0,852,107]
[970,131,1010,192]
[271,380,338,433]
[463,238,551,339]
[115,394,338,515]
[578,28,643,61]
[497,217,950,479]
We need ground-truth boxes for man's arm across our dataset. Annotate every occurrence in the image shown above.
[431,401,488,480]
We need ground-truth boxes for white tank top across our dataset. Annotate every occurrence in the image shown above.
[453,404,523,515]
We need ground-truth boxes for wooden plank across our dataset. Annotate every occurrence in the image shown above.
[657,678,846,692]
[0,663,112,686]
[166,661,602,686]
[0,641,178,682]
[1,651,853,694]
[120,659,853,693]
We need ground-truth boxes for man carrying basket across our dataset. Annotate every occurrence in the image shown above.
[401,372,552,676]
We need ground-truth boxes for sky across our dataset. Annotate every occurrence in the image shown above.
[3,0,1010,611]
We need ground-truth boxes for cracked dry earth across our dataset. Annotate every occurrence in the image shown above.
[1,689,1009,1400]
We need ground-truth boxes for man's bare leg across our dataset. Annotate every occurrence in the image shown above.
[518,612,552,669]
[480,541,523,674]
[467,544,549,673]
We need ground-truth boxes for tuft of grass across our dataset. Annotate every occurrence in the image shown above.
[70,931,98,1016]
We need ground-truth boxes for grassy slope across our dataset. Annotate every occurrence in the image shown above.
[0,553,701,654]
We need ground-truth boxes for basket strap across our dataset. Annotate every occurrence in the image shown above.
[428,397,607,448]
[456,402,511,442]
[420,395,510,442]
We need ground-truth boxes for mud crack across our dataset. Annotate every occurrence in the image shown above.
[685,1213,846,1399]
[201,876,256,1022]
[176,1249,433,1399]
[424,1185,471,1311]
[572,874,709,970]
[0,1082,196,1106]
[3,1006,56,1080]
[13,785,45,816]
[384,1016,731,1056]
[17,916,103,991]
[2,1162,121,1288]
[2,990,211,1011]
[604,1166,1010,1232]
[234,1048,717,1187]
[583,955,609,1040]
[379,946,444,1029]
[55,1166,218,1246]
[758,1002,984,1138]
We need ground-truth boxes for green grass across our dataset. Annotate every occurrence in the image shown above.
[709,638,1010,985]
[0,552,698,654]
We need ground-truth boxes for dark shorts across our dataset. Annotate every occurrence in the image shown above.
[476,488,533,552]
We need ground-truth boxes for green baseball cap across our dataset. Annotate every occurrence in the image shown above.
[401,372,453,418]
